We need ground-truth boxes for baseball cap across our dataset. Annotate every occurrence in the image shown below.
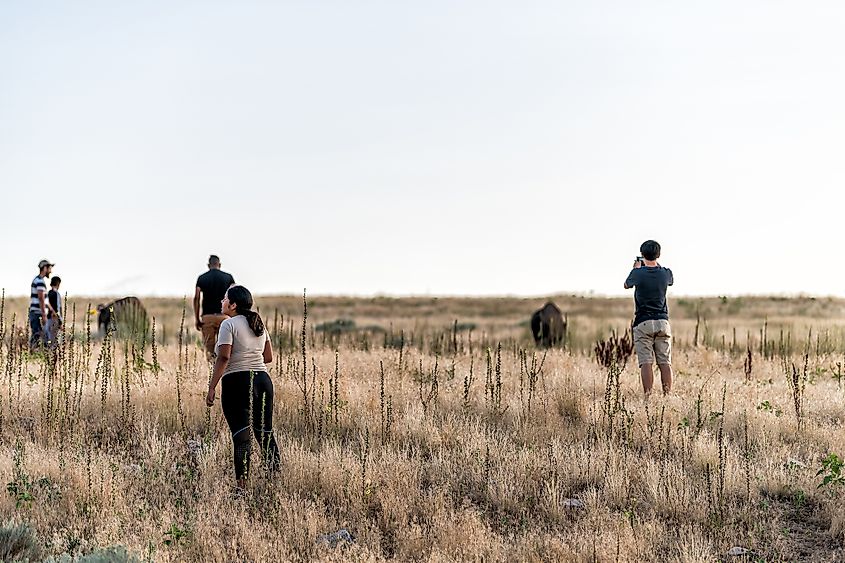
[37,259,54,268]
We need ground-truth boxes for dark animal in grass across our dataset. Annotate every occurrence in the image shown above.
[531,302,567,347]
[96,296,149,338]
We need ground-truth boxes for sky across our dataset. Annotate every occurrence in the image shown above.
[2,1,844,298]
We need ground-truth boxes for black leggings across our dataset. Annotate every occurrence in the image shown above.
[221,371,280,480]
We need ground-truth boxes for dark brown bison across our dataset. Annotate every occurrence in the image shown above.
[531,302,567,347]
[96,296,149,338]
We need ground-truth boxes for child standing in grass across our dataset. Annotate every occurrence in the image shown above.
[46,276,62,348]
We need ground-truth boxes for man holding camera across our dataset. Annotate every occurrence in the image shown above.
[624,240,674,397]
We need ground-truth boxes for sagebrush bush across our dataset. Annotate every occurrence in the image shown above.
[0,520,42,562]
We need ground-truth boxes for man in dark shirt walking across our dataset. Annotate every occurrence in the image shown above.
[624,240,674,397]
[194,255,235,361]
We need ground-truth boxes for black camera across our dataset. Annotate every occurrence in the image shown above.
[636,256,644,264]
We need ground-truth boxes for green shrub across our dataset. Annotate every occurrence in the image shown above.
[817,453,845,489]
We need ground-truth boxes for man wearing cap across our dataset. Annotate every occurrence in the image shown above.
[193,255,235,361]
[30,259,53,350]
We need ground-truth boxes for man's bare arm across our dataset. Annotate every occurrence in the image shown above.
[193,286,202,330]
[38,291,47,324]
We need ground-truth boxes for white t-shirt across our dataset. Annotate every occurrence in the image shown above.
[215,315,270,376]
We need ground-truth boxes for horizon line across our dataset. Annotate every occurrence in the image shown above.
[1,290,842,301]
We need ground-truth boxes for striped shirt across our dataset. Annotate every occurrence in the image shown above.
[30,276,47,313]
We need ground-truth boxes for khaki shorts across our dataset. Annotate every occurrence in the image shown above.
[201,314,228,358]
[633,319,672,367]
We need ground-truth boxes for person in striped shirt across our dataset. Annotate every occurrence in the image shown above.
[29,259,53,350]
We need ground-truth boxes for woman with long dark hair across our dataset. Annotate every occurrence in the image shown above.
[206,285,280,489]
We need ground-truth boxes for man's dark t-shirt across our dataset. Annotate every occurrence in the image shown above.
[625,266,674,328]
[197,269,235,316]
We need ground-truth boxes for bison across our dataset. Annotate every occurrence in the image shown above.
[96,296,149,338]
[531,302,567,348]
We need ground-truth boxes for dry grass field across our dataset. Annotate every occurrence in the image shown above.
[0,293,843,562]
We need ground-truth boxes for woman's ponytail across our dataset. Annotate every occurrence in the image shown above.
[242,309,265,337]
[226,285,265,337]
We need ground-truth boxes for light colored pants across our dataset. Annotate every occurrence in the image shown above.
[633,319,672,367]
[46,318,62,348]
[201,314,228,358]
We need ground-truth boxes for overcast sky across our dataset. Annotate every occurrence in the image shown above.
[2,1,844,298]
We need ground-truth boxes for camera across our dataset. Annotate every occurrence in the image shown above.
[636,256,644,264]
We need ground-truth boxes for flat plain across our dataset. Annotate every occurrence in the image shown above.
[0,293,843,562]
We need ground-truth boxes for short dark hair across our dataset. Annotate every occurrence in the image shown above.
[50,276,62,287]
[208,255,221,266]
[640,240,661,261]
